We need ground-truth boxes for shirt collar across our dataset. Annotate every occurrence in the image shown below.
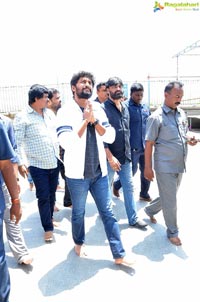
[129,98,142,107]
[27,105,46,114]
[162,104,181,115]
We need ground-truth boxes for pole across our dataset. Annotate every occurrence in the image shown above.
[176,56,179,80]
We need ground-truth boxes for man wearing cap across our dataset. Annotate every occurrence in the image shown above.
[113,83,152,202]
[103,77,147,229]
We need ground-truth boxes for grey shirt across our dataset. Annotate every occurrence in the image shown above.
[145,104,188,173]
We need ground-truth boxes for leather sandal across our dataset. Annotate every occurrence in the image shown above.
[44,231,53,242]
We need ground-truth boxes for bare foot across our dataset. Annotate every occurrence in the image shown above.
[54,205,60,212]
[56,185,64,192]
[74,244,87,257]
[115,257,136,267]
[52,220,60,227]
[150,216,157,224]
[144,209,157,224]
[29,183,35,191]
[169,237,182,246]
[19,254,34,265]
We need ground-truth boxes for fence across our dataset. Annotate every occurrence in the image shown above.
[0,83,71,115]
[144,76,200,107]
[0,77,200,115]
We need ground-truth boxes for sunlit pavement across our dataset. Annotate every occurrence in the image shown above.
[5,130,200,302]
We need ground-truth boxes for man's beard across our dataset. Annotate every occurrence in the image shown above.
[110,91,123,100]
[77,90,92,99]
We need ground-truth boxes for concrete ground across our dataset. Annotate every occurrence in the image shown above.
[5,131,200,302]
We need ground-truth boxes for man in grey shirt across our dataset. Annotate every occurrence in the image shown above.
[144,81,197,246]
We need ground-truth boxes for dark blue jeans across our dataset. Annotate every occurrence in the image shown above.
[67,174,126,259]
[0,207,10,302]
[29,165,59,232]
[114,149,151,199]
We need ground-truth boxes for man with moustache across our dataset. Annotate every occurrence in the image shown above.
[56,71,134,266]
[103,77,147,229]
[144,81,197,246]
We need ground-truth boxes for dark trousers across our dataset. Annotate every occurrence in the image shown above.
[59,160,72,207]
[29,165,59,232]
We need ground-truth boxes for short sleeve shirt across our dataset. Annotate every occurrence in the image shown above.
[0,122,16,211]
[0,122,15,160]
[145,104,188,173]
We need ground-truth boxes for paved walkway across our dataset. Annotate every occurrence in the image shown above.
[5,131,200,302]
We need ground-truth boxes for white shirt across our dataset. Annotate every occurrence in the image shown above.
[56,100,115,179]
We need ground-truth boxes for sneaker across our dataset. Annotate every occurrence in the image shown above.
[18,254,33,265]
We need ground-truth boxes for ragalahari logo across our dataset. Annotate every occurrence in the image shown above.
[153,1,200,12]
[154,1,164,12]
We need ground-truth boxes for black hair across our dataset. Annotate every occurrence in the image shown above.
[164,81,183,93]
[130,83,144,94]
[28,84,49,105]
[106,77,123,88]
[70,71,95,88]
[96,82,106,91]
[48,88,60,100]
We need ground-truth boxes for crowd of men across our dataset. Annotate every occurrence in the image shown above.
[0,71,197,302]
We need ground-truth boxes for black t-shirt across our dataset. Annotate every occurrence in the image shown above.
[84,123,101,179]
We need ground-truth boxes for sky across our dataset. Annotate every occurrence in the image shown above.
[0,0,200,87]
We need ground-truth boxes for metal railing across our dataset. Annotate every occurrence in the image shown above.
[0,77,200,115]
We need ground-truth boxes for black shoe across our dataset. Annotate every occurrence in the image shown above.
[139,196,152,202]
[63,200,72,207]
[131,220,148,229]
[113,186,120,198]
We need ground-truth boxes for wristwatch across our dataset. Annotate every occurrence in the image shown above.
[92,119,99,126]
